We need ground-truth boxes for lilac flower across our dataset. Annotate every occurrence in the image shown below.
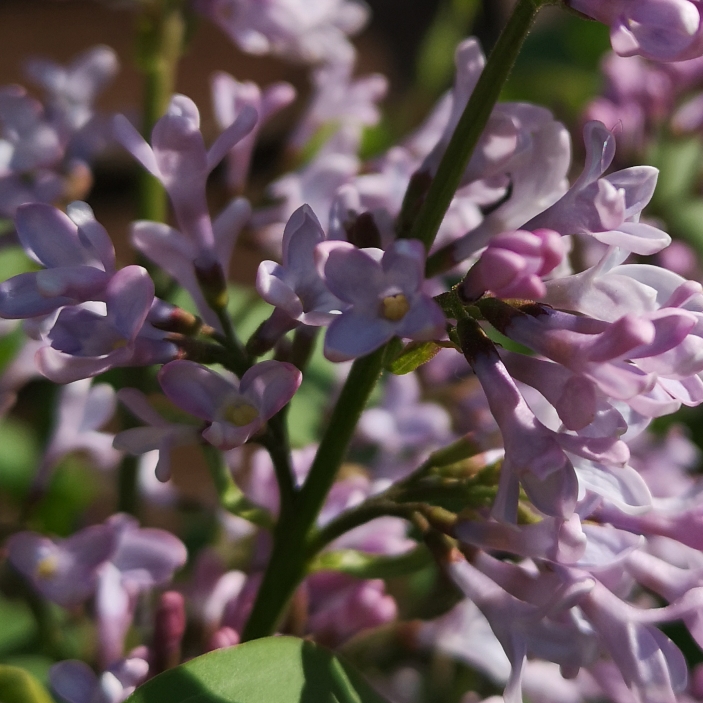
[157,359,302,450]
[6,524,116,606]
[255,140,359,244]
[0,201,115,319]
[211,72,295,192]
[131,197,251,329]
[25,46,117,129]
[195,0,369,64]
[526,121,669,255]
[290,56,387,150]
[24,45,118,159]
[256,204,346,326]
[584,53,674,157]
[446,552,598,703]
[0,86,64,215]
[50,656,149,703]
[357,372,454,480]
[305,571,397,647]
[34,378,121,489]
[113,387,201,482]
[113,94,257,254]
[95,514,188,666]
[37,265,176,383]
[458,228,565,302]
[567,0,703,62]
[7,515,187,667]
[315,239,446,361]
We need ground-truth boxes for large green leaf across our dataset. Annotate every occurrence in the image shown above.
[125,636,390,703]
[0,665,54,703]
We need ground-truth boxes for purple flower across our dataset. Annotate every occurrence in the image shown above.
[113,387,201,482]
[25,45,119,159]
[315,239,446,361]
[211,72,295,192]
[37,265,175,383]
[130,197,251,329]
[0,86,65,215]
[33,378,121,490]
[458,228,565,302]
[256,204,346,325]
[290,56,387,150]
[0,201,115,319]
[113,94,257,254]
[6,524,116,606]
[157,359,302,450]
[50,656,148,703]
[527,121,669,255]
[195,0,369,64]
[568,0,703,62]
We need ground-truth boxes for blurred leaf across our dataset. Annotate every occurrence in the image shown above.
[125,636,390,703]
[416,0,480,95]
[650,137,703,205]
[667,199,703,252]
[0,665,53,703]
[0,325,24,375]
[0,418,40,498]
[35,460,98,537]
[0,657,53,687]
[310,547,432,579]
[0,247,36,281]
[387,341,455,375]
[0,597,36,656]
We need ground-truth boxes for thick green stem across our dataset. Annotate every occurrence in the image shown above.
[400,0,554,253]
[136,0,186,221]
[242,347,386,641]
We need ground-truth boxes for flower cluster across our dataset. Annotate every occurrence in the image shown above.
[5,3,703,703]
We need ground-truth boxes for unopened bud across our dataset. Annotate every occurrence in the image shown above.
[194,254,228,311]
[152,591,186,673]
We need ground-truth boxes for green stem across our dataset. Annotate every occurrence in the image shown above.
[261,415,297,518]
[202,445,274,529]
[400,0,553,253]
[242,346,386,641]
[136,0,186,222]
[214,306,252,377]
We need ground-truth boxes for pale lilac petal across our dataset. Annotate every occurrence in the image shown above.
[206,104,258,173]
[113,114,160,178]
[105,266,154,341]
[158,360,236,420]
[324,312,393,362]
[239,360,302,419]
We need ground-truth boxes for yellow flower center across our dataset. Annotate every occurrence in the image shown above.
[381,294,410,321]
[224,402,259,427]
[35,555,59,580]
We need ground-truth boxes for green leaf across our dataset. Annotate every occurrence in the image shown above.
[309,547,432,579]
[125,636,390,703]
[0,665,54,703]
[0,597,36,656]
[387,341,455,375]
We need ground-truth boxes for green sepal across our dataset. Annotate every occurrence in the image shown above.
[387,340,457,375]
[308,546,432,579]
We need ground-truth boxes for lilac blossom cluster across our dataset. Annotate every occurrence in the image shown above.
[6,2,703,703]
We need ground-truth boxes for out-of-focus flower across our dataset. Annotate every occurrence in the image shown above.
[157,359,302,450]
